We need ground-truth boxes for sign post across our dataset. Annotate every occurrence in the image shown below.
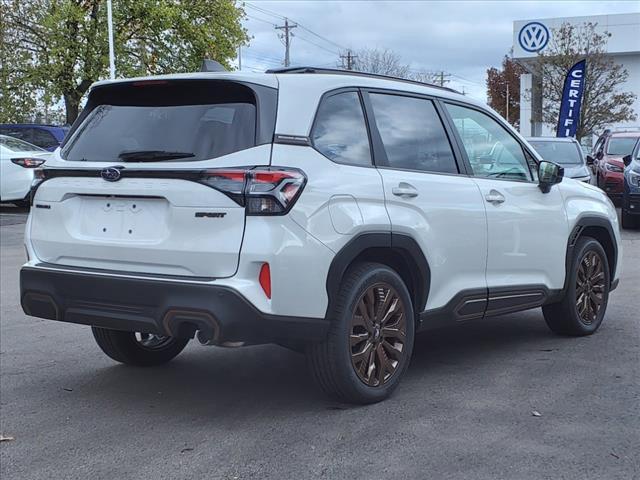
[556,59,586,137]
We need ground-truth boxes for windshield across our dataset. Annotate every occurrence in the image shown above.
[528,140,582,165]
[606,137,638,156]
[0,135,45,152]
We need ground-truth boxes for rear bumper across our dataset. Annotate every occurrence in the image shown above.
[20,266,329,345]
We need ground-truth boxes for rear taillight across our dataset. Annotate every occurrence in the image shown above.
[11,157,46,168]
[199,167,306,215]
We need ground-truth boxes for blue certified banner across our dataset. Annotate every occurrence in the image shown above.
[557,59,586,137]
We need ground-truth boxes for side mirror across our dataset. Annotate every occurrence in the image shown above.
[596,151,604,160]
[586,155,594,166]
[538,161,564,193]
[623,154,632,167]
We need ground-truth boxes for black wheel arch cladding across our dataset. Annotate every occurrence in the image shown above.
[325,232,431,318]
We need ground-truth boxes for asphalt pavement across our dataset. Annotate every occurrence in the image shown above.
[1,209,638,480]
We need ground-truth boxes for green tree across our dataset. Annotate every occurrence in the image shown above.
[1,0,248,124]
[533,22,636,140]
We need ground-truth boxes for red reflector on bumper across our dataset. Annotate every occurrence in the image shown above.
[259,263,271,299]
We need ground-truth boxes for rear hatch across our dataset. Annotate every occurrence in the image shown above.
[29,77,277,278]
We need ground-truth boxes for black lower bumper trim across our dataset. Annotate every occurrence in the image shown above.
[20,267,329,345]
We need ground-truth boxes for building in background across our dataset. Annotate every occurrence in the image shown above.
[513,13,640,145]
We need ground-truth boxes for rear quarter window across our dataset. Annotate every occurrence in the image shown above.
[310,91,372,166]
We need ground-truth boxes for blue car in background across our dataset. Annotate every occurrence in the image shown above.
[622,139,640,229]
[0,124,69,151]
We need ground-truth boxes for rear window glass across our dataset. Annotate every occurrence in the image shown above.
[62,81,259,162]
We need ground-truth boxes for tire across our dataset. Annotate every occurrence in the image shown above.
[542,237,610,336]
[92,327,189,366]
[621,209,638,229]
[307,262,415,404]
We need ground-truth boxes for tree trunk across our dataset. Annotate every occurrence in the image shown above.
[64,93,80,125]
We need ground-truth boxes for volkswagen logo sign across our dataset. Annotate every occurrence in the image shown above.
[101,167,122,182]
[518,22,550,53]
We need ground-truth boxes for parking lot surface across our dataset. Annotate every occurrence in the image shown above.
[1,208,639,480]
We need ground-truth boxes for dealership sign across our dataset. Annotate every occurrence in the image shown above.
[557,60,586,138]
[518,22,550,52]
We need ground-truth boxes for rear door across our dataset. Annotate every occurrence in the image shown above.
[30,78,277,278]
[443,102,568,298]
[364,90,488,316]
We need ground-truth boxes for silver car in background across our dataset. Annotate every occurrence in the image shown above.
[527,137,593,184]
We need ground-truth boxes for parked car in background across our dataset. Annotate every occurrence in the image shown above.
[0,135,49,206]
[527,137,592,183]
[0,124,69,152]
[622,141,640,229]
[588,130,640,200]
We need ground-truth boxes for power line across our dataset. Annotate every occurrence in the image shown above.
[245,14,276,27]
[245,2,346,53]
[295,34,340,56]
[245,3,285,20]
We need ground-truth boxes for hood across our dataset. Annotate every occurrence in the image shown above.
[563,164,591,178]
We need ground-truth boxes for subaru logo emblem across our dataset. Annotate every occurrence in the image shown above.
[101,167,122,182]
[519,22,550,53]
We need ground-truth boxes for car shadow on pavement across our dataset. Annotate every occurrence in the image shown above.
[49,310,560,417]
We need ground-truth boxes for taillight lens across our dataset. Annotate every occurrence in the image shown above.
[11,157,46,168]
[199,167,306,215]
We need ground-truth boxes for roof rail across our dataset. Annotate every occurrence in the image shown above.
[265,66,459,94]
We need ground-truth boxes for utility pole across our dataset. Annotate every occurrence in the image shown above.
[238,45,242,71]
[436,71,450,87]
[340,50,357,70]
[275,18,297,67]
[506,82,510,124]
[106,0,115,79]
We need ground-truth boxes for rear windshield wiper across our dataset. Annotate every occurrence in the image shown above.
[118,150,195,161]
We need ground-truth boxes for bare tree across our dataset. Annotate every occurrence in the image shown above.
[533,22,636,140]
[353,47,438,85]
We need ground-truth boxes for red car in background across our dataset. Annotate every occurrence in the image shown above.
[589,130,640,200]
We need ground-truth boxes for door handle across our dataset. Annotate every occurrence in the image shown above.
[485,189,505,204]
[392,183,419,198]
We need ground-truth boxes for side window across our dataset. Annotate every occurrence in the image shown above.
[368,93,458,174]
[311,91,372,166]
[32,129,59,149]
[445,103,533,182]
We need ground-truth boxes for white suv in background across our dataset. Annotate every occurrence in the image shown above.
[20,68,622,404]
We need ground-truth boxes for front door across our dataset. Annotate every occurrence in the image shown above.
[444,102,568,312]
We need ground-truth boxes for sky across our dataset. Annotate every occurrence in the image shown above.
[238,0,640,101]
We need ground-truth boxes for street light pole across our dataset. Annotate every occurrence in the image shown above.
[107,0,116,79]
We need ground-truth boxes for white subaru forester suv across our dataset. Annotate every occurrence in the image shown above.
[20,68,622,404]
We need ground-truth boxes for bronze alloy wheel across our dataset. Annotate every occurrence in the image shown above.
[350,283,407,387]
[576,250,606,325]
